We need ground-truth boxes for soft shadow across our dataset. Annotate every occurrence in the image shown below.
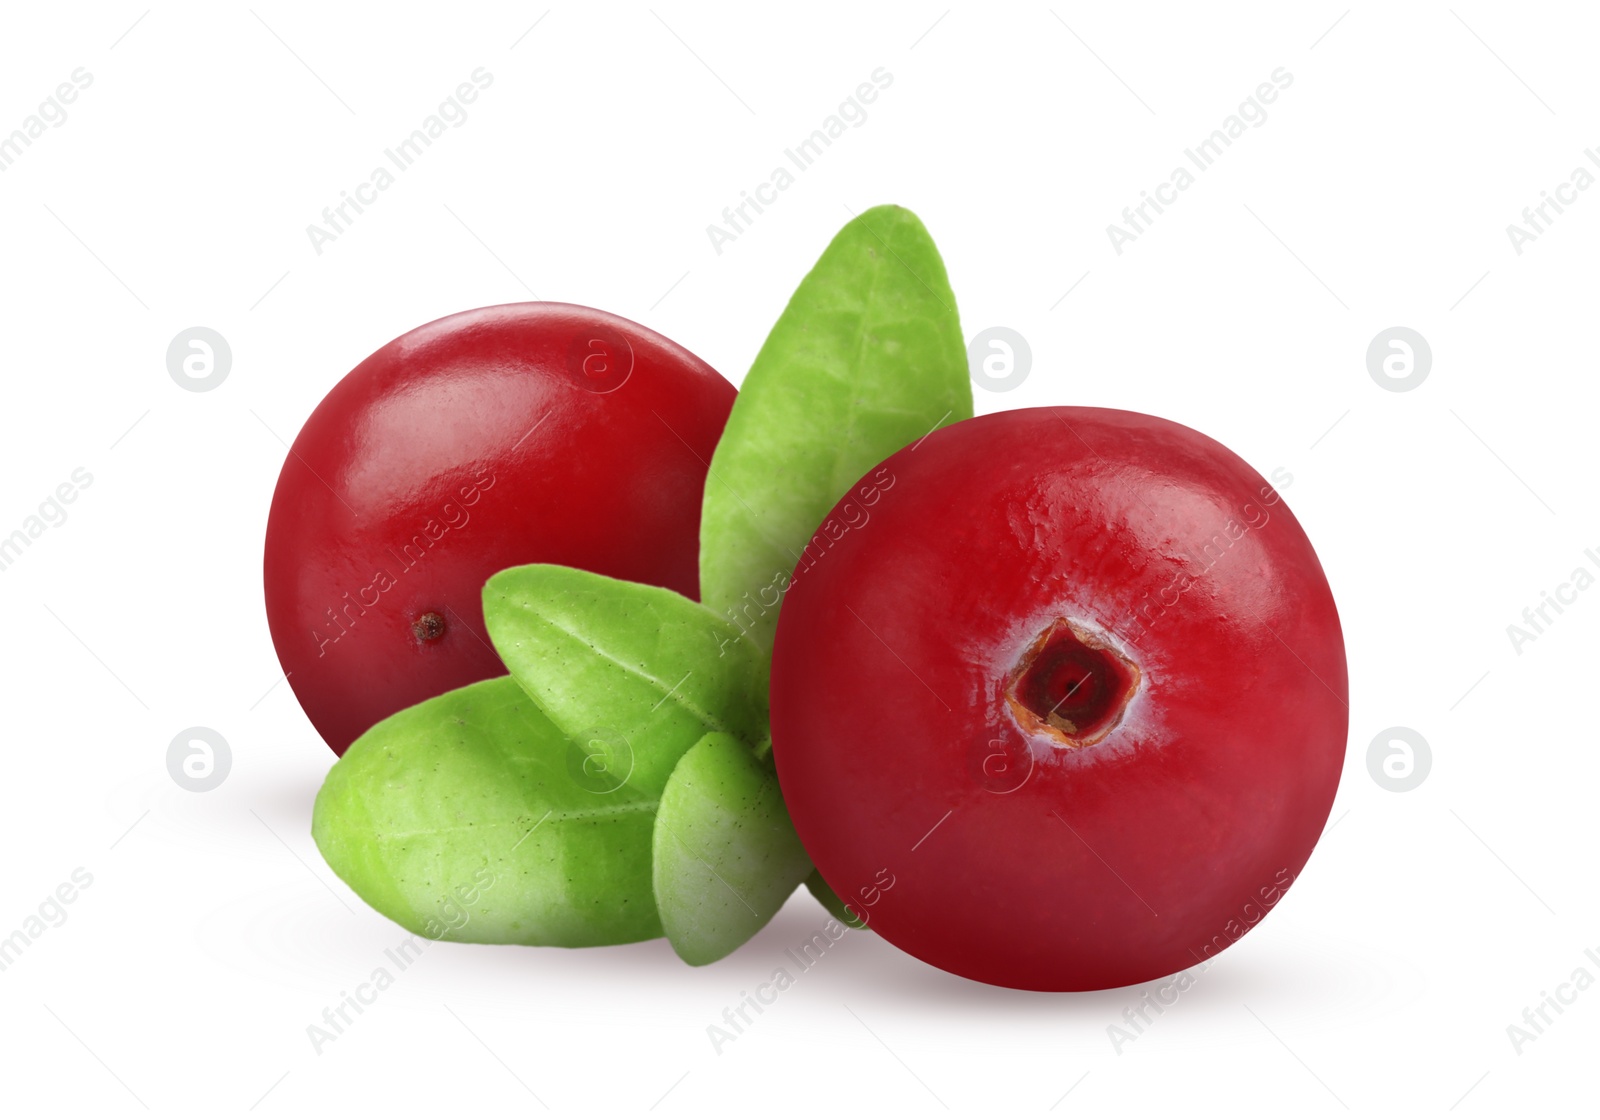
[249,767,328,823]
[736,900,1129,1019]
[743,898,1330,1018]
[442,933,684,983]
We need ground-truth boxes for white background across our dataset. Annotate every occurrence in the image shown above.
[0,2,1593,1116]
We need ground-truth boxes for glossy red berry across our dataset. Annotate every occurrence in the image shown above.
[770,407,1347,991]
[264,302,735,754]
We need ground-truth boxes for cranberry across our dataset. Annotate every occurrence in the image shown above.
[264,303,735,754]
[770,407,1347,991]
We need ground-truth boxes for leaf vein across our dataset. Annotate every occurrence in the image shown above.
[515,606,735,737]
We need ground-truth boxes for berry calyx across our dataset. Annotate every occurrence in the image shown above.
[1004,618,1139,748]
[411,611,447,644]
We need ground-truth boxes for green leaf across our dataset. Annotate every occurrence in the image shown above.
[652,734,813,965]
[483,564,767,797]
[312,676,662,947]
[805,869,870,930]
[699,204,973,652]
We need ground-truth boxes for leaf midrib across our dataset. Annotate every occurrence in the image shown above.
[513,603,737,738]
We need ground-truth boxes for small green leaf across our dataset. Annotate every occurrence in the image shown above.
[700,204,973,651]
[805,869,870,930]
[483,564,767,796]
[653,734,813,965]
[312,676,661,947]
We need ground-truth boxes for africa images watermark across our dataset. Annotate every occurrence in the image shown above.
[1106,867,1295,1054]
[0,467,95,575]
[716,466,896,655]
[1505,941,1600,1056]
[706,67,894,256]
[306,67,494,256]
[1106,67,1294,255]
[1116,467,1294,641]
[311,468,496,658]
[706,868,896,1055]
[1505,148,1600,255]
[1504,546,1600,654]
[0,868,94,974]
[0,68,93,173]
[306,868,496,1055]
